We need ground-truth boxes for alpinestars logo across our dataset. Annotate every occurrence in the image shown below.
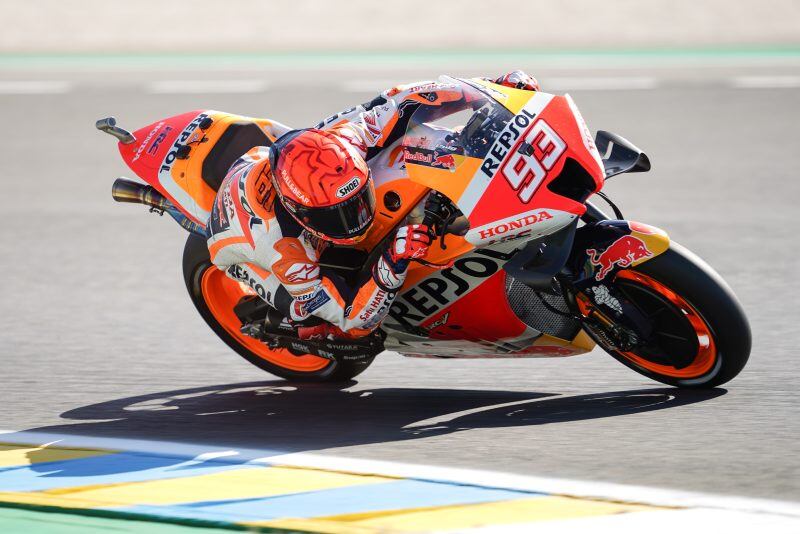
[374,257,403,290]
[284,263,320,283]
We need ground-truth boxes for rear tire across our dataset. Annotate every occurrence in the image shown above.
[586,242,751,388]
[182,233,376,382]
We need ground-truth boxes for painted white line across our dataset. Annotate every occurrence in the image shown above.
[543,77,659,91]
[0,80,72,94]
[0,429,798,518]
[731,75,800,88]
[340,79,397,93]
[146,80,270,94]
[259,453,800,518]
[463,508,800,533]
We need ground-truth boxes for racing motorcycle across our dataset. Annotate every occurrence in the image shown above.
[97,76,750,388]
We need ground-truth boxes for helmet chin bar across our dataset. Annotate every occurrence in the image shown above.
[282,181,376,245]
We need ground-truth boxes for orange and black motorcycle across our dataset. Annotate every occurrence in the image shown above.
[98,76,750,388]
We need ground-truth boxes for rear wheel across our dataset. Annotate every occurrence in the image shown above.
[182,234,376,382]
[579,243,751,388]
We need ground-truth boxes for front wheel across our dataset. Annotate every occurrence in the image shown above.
[579,243,751,388]
[182,233,376,382]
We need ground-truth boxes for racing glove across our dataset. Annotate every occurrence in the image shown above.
[372,224,433,291]
[388,224,433,269]
[494,70,540,92]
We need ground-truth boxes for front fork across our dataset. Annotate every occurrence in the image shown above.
[562,279,644,352]
[558,199,672,351]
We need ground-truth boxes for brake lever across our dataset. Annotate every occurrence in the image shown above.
[415,257,456,270]
[422,191,453,249]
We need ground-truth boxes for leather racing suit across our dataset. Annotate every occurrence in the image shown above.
[206,73,538,338]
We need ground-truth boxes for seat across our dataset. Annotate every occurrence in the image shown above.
[201,121,272,191]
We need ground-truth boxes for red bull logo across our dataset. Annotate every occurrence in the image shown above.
[432,152,456,169]
[587,235,652,280]
[403,148,457,169]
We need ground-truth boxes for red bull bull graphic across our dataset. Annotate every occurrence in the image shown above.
[431,152,456,169]
[587,235,653,280]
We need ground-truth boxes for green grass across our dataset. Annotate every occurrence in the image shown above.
[1,45,799,68]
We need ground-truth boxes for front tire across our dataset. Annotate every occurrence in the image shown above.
[583,242,751,388]
[182,234,375,382]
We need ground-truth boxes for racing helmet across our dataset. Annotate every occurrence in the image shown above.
[268,128,375,245]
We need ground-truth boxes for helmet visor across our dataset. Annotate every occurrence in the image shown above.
[287,182,376,240]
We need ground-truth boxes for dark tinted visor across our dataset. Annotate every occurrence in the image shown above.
[287,183,376,239]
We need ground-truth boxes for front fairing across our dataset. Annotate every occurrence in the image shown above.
[403,77,605,249]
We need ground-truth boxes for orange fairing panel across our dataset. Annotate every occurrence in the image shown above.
[355,179,430,252]
[406,156,484,210]
[163,113,278,225]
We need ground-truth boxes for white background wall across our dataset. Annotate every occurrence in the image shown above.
[2,0,799,53]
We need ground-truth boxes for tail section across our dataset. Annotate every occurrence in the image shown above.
[117,111,213,226]
[112,110,280,228]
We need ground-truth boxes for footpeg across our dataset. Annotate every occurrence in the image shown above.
[240,322,265,339]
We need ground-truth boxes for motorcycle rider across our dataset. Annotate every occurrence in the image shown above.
[206,71,540,340]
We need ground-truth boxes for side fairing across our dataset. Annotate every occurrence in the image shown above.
[405,90,605,252]
[464,93,605,232]
[383,245,589,358]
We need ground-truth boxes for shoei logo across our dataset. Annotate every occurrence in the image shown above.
[336,177,361,199]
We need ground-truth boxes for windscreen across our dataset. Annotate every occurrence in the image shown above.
[401,76,514,164]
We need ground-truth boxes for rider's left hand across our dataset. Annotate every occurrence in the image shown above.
[494,70,540,92]
[389,224,433,269]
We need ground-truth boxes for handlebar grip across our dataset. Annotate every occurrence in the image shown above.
[421,191,445,232]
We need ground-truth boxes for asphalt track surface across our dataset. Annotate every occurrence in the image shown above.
[0,59,798,503]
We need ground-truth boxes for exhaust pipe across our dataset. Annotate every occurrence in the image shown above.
[112,178,207,236]
[112,178,170,211]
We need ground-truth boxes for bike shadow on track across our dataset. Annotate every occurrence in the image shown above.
[8,383,726,477]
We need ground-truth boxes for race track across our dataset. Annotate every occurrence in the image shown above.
[0,55,798,503]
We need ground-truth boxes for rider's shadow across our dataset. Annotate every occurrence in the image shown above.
[11,382,725,472]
